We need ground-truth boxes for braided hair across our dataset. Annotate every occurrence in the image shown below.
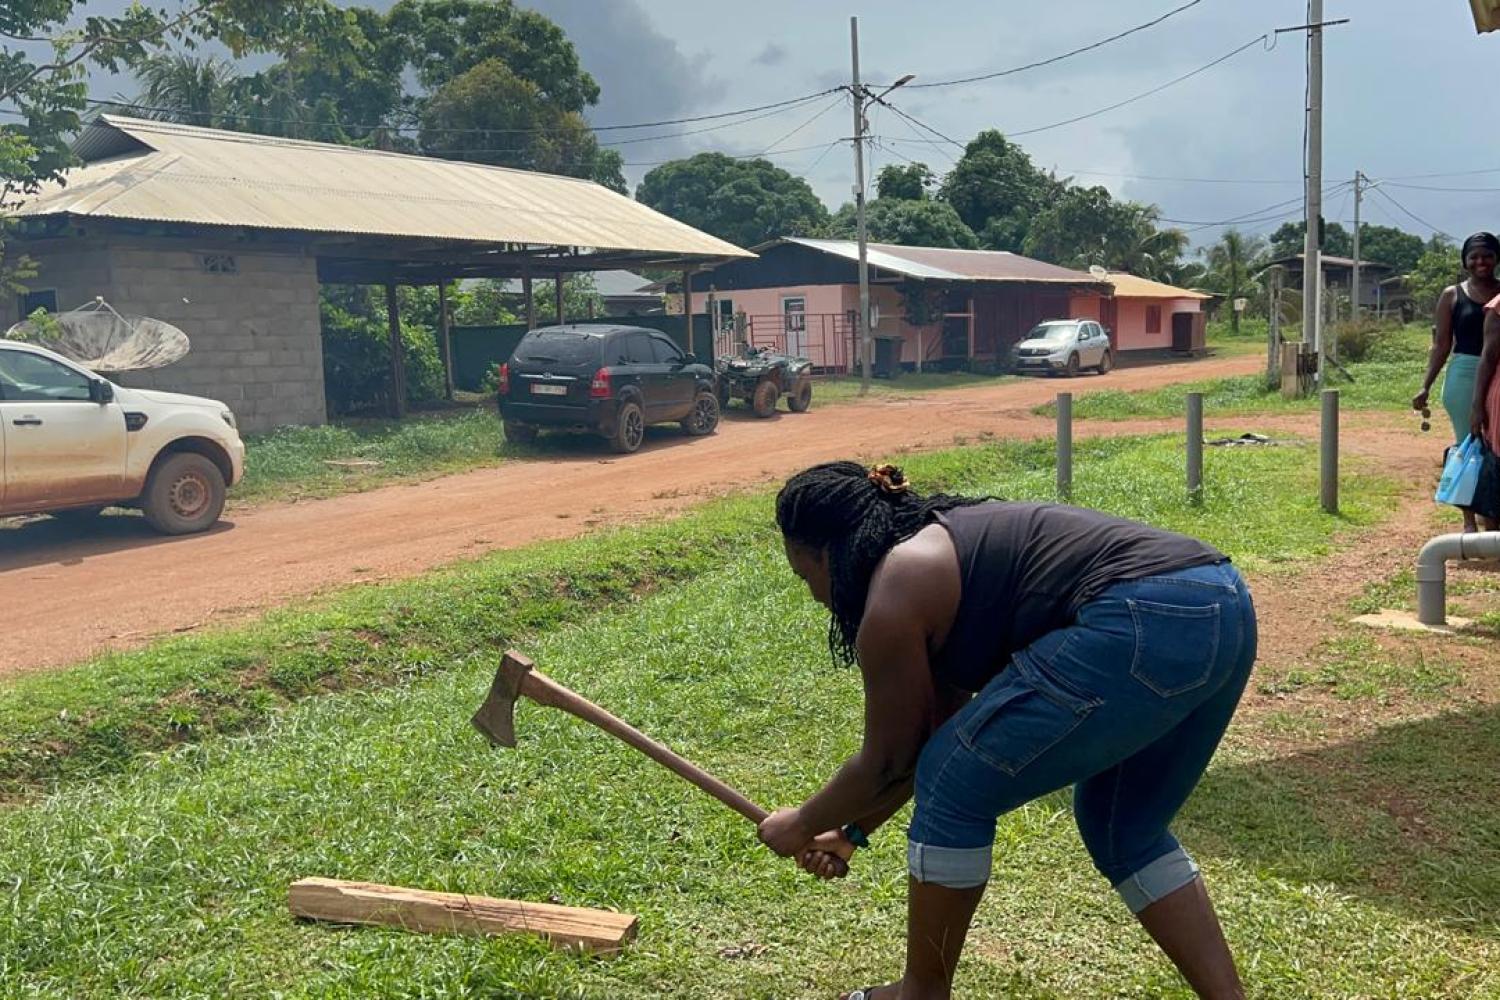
[776,461,988,665]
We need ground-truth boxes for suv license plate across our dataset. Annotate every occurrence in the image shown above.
[530,383,567,396]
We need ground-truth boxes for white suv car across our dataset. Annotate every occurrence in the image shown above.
[0,339,245,534]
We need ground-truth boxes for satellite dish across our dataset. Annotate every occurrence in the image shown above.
[5,298,190,372]
[1089,264,1109,279]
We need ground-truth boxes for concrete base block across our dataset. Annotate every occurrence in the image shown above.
[1352,610,1474,635]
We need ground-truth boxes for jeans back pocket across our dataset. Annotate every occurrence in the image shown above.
[1127,598,1221,698]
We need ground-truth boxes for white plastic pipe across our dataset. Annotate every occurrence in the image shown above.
[1416,532,1500,625]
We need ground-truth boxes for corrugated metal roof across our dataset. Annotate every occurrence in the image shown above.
[13,116,751,260]
[1103,273,1213,300]
[779,237,1105,285]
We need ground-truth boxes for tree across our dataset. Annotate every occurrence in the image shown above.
[1199,230,1268,334]
[417,58,623,189]
[1405,243,1464,319]
[824,198,978,249]
[1021,185,1176,274]
[1354,223,1425,273]
[937,130,1062,251]
[1268,220,1352,260]
[876,162,935,201]
[387,0,599,113]
[636,153,828,249]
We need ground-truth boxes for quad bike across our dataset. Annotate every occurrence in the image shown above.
[713,344,814,418]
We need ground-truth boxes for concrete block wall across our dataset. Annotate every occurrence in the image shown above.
[7,242,328,434]
[0,246,115,330]
[107,246,325,433]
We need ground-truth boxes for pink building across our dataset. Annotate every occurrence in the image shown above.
[1078,273,1212,353]
[688,238,1110,371]
[687,239,1209,371]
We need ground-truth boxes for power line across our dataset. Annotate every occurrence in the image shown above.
[904,0,1209,89]
[1371,186,1454,240]
[755,92,848,157]
[1385,180,1500,194]
[1006,34,1271,138]
[1158,181,1352,230]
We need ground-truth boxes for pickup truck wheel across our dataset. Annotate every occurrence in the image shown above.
[751,380,779,418]
[142,452,226,535]
[503,419,538,445]
[609,400,645,453]
[681,389,720,436]
[787,379,813,412]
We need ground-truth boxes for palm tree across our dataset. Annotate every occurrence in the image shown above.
[1200,229,1268,334]
[124,54,245,129]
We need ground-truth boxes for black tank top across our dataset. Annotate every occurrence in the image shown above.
[1452,286,1487,357]
[930,503,1226,692]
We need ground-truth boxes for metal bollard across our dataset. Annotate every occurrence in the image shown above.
[1321,389,1339,514]
[1186,391,1204,503]
[1056,392,1072,500]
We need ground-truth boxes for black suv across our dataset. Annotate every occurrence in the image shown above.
[496,324,721,453]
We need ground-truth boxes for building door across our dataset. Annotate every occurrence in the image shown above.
[781,296,807,356]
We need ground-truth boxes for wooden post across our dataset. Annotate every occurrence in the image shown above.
[554,272,566,326]
[681,269,695,358]
[523,271,536,330]
[1186,391,1204,503]
[1266,265,1283,389]
[966,292,976,362]
[437,281,454,400]
[1056,392,1072,500]
[384,281,406,419]
[1322,389,1339,514]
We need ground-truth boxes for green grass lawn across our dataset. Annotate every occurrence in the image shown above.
[813,369,1016,405]
[1037,324,1433,421]
[8,436,1481,999]
[235,406,510,506]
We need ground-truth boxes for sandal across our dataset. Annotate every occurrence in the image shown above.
[844,988,887,1000]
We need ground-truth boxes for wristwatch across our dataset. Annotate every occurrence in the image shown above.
[841,822,870,849]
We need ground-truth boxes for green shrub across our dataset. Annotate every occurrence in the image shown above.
[319,287,444,415]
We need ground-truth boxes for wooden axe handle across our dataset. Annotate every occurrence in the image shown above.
[520,668,769,825]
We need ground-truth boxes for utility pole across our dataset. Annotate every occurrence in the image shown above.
[850,16,872,392]
[1351,170,1366,322]
[1303,0,1324,388]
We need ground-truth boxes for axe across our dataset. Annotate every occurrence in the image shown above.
[472,650,769,824]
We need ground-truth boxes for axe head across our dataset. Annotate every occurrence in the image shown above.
[471,650,535,748]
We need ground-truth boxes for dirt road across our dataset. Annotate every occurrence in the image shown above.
[0,352,1352,676]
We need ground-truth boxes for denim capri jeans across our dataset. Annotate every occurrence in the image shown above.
[907,561,1257,913]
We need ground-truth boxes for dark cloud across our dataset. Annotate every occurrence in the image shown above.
[753,43,788,67]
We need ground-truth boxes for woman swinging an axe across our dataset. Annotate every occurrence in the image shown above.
[757,461,1256,1000]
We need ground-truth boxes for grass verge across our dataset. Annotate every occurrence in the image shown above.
[2,435,1393,801]
[4,437,1495,998]
[234,407,510,506]
[1034,324,1432,421]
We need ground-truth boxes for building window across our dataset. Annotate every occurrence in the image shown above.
[16,288,58,317]
[1146,305,1162,334]
[200,254,238,275]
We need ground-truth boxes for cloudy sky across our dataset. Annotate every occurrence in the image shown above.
[24,1,1500,246]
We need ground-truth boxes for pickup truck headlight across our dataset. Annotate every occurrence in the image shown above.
[221,409,237,429]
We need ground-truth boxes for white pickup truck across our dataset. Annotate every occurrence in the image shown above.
[0,339,244,534]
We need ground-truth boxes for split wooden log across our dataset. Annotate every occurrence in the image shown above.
[288,877,638,954]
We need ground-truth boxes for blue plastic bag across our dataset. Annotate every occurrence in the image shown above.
[1436,434,1486,507]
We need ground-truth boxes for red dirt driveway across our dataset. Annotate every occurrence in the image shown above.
[0,355,1275,676]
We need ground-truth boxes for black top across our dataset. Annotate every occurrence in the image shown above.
[1452,286,1487,357]
[929,503,1226,692]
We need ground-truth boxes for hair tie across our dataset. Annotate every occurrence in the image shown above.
[867,463,910,494]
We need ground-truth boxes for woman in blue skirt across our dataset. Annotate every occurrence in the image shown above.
[1414,232,1500,532]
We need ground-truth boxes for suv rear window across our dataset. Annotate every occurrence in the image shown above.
[514,331,599,366]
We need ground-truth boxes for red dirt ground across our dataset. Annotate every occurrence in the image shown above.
[0,354,1450,676]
